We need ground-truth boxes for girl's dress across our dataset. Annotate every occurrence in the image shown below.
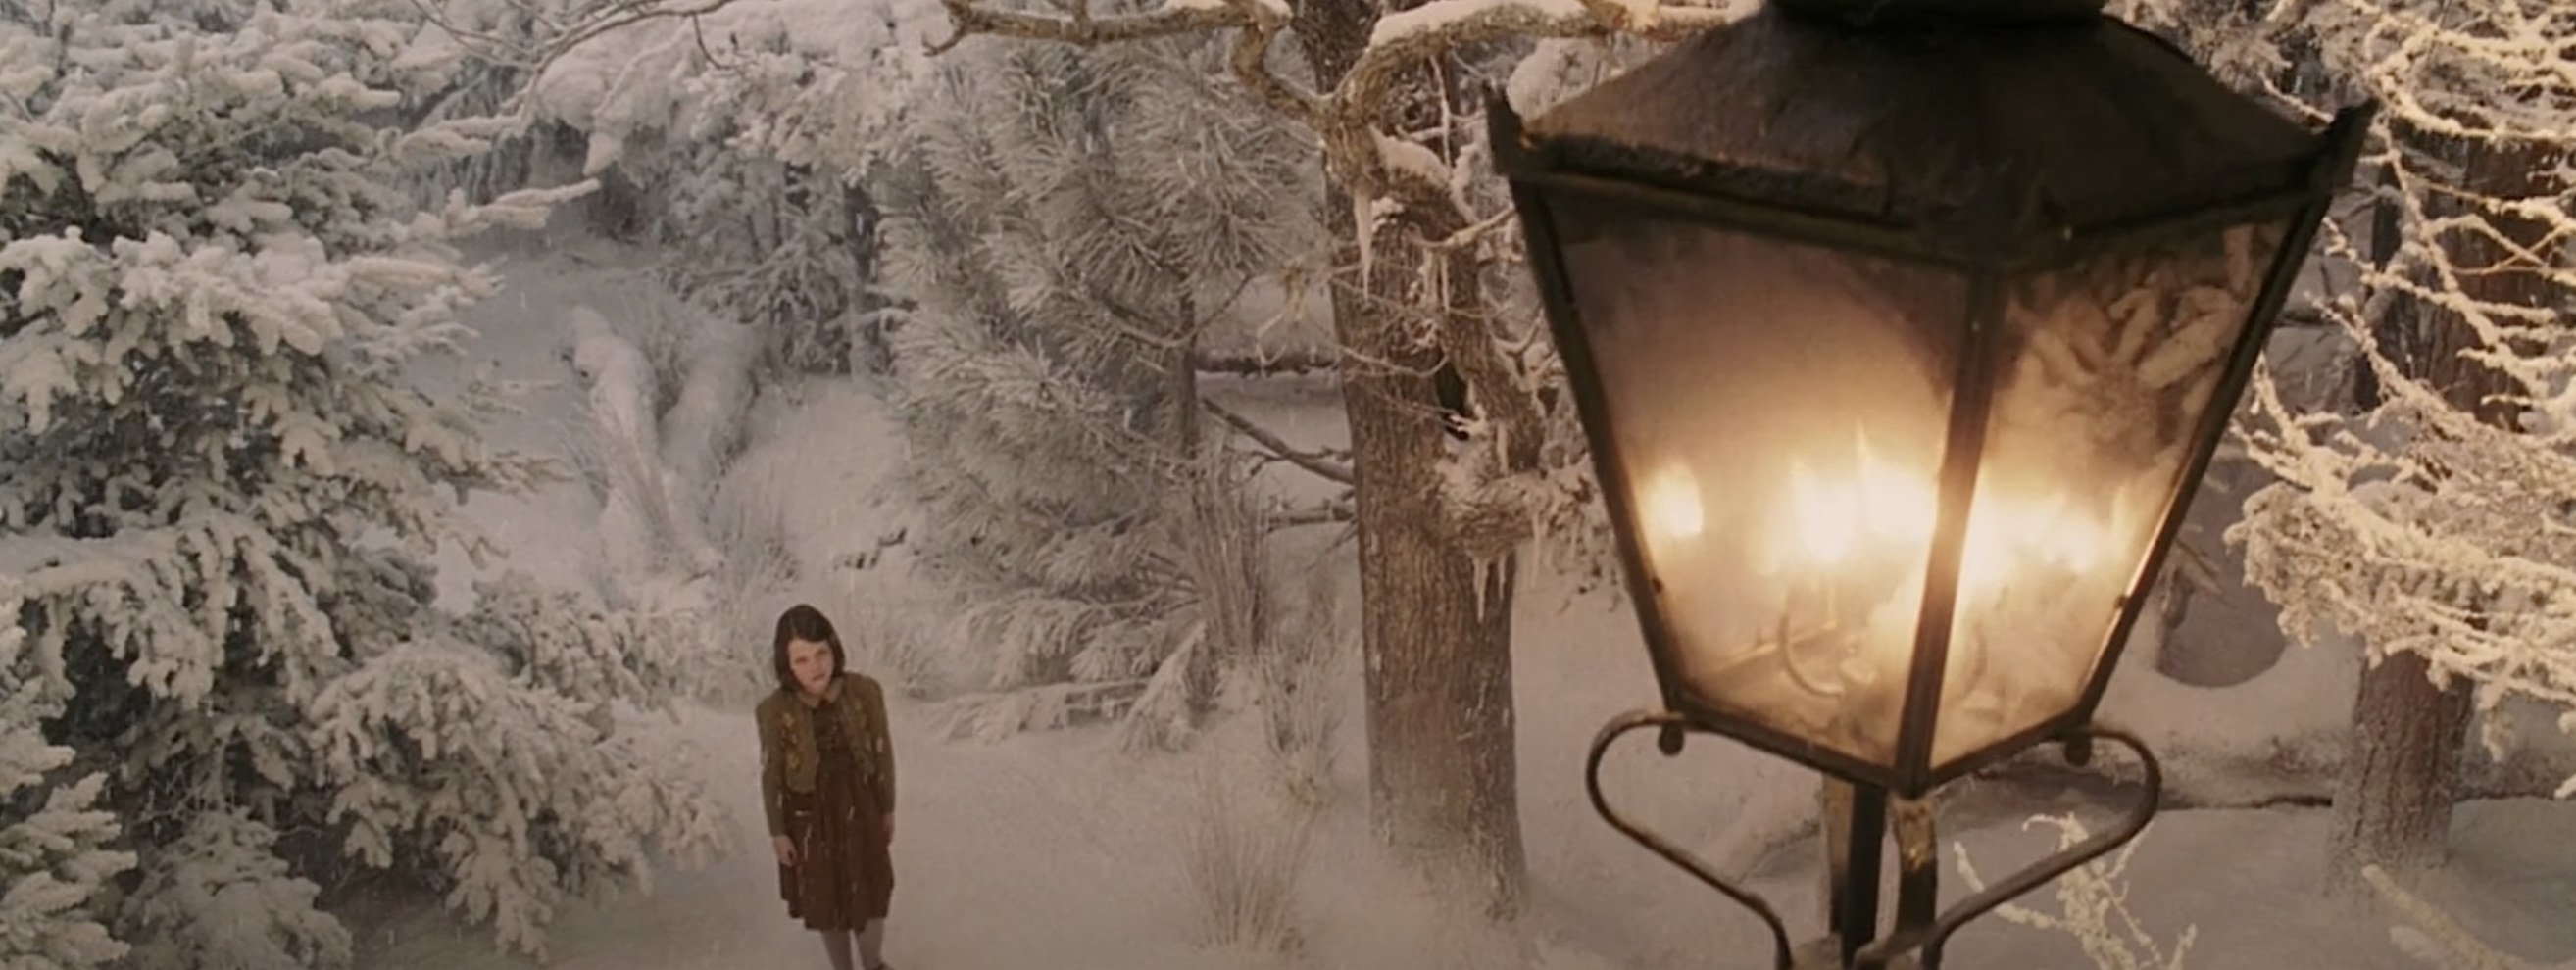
[777,695,895,930]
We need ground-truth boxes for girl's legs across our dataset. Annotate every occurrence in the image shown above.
[857,919,887,970]
[818,929,856,970]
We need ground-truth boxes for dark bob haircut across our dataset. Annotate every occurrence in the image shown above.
[771,603,847,692]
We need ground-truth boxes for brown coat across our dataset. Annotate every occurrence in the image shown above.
[756,673,894,839]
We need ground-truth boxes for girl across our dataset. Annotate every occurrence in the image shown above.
[758,604,898,970]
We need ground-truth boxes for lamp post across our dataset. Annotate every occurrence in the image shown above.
[1491,0,2370,966]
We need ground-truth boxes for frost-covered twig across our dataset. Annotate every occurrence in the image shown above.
[1953,815,2197,970]
[2360,864,2576,970]
[2219,0,2576,793]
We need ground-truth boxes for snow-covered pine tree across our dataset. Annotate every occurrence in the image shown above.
[898,0,1737,912]
[0,578,133,970]
[874,33,1319,742]
[0,1,726,964]
[480,0,949,376]
[2159,0,2576,887]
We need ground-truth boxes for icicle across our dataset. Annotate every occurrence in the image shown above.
[1353,189,1377,289]
[1472,553,1503,619]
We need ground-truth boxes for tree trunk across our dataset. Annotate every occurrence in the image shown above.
[2331,648,2474,890]
[2330,130,2563,893]
[1294,0,1527,916]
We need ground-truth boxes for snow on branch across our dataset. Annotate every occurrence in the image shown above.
[0,582,133,970]
[2219,0,2576,793]
[2303,0,2575,144]
[421,0,758,78]
[935,0,1744,223]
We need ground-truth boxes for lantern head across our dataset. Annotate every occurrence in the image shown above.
[1496,0,2371,796]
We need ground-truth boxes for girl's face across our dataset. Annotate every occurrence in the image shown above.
[787,637,836,696]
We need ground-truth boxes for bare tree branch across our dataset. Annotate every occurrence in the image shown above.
[1268,495,1359,527]
[1428,208,1516,251]
[1204,397,1356,485]
[1191,347,1338,374]
[1224,10,1328,128]
[1320,0,1736,216]
[935,0,1255,49]
[416,0,765,121]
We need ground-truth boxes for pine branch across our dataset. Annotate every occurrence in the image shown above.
[1203,397,1355,485]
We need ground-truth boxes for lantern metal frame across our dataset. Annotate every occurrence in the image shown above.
[1585,711,2164,970]
[1496,70,2373,801]
[1491,0,2375,966]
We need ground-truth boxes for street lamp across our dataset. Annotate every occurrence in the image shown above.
[1491,0,2370,966]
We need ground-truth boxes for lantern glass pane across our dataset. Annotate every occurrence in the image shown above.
[1553,200,1971,768]
[1927,219,2291,769]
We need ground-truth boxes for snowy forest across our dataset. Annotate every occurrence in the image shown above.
[0,0,2568,967]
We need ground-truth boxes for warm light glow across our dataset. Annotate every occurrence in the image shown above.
[1713,423,2133,735]
[1640,462,1706,542]
[1768,428,2113,599]
[1628,423,2133,757]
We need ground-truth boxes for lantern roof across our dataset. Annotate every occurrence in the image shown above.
[1517,3,2326,260]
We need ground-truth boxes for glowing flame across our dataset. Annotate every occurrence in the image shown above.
[1640,462,1705,542]
[1775,428,2112,596]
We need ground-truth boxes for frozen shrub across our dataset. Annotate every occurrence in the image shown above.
[1178,770,1318,955]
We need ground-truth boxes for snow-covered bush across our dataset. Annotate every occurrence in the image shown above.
[0,1,725,962]
[451,573,699,709]
[120,812,352,970]
[0,581,132,970]
[1953,815,2198,970]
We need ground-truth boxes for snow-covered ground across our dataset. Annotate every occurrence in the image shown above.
[356,240,2576,970]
